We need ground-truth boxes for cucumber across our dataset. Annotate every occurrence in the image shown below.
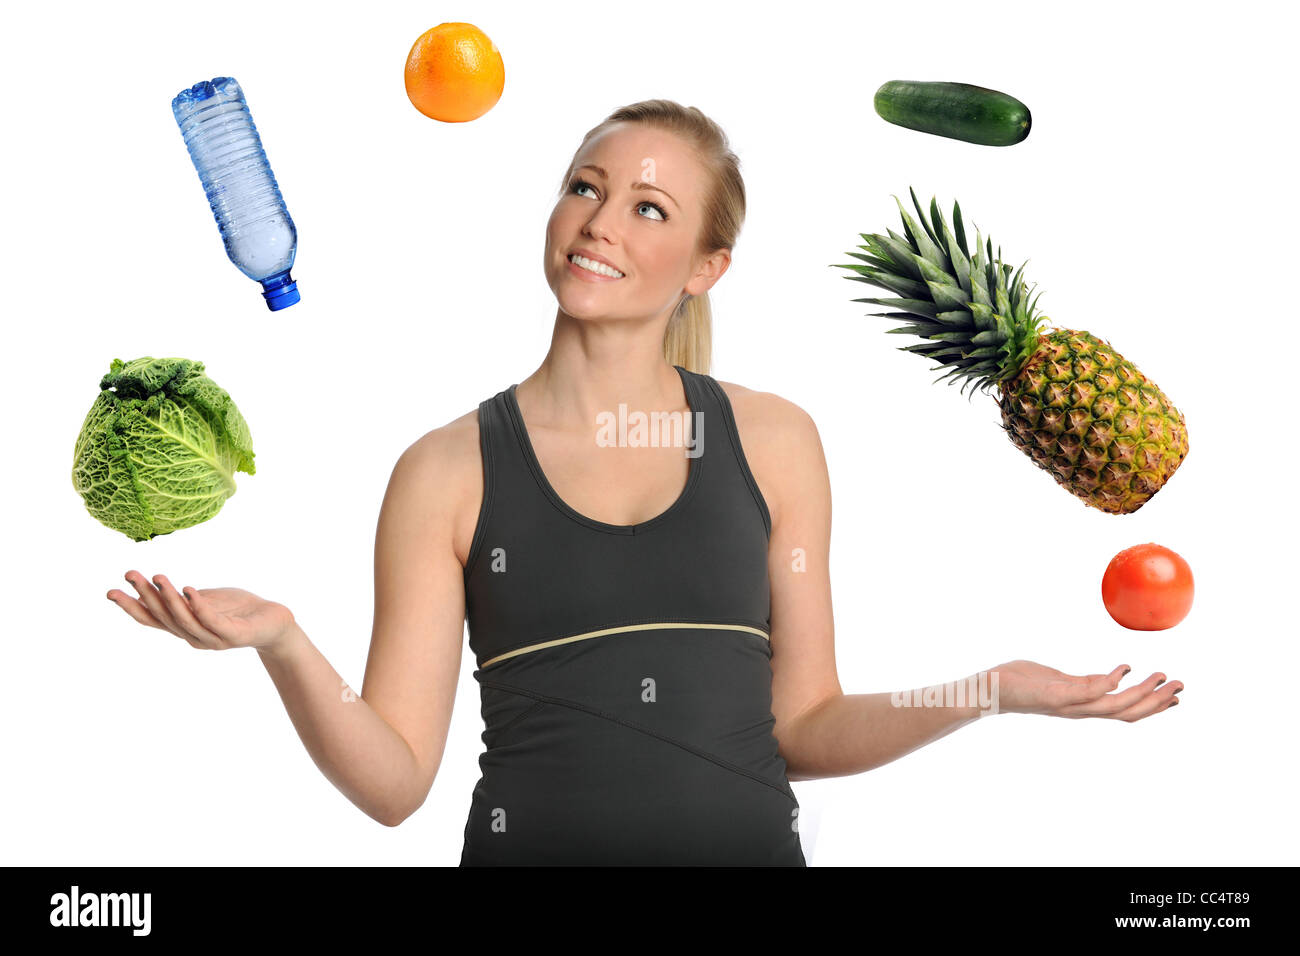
[873,81,1031,146]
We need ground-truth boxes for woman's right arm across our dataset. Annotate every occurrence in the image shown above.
[107,422,475,827]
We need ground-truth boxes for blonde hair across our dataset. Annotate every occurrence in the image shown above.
[558,99,746,376]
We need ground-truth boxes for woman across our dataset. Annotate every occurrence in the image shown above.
[105,99,1182,866]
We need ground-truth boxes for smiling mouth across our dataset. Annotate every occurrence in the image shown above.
[568,253,624,279]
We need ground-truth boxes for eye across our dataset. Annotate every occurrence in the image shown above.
[567,178,669,222]
[637,200,668,222]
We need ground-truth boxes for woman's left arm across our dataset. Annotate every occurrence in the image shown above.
[725,386,1182,783]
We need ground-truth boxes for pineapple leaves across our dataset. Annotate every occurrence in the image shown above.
[1007,261,1029,307]
[952,201,969,258]
[914,256,953,287]
[1027,287,1046,323]
[969,237,994,309]
[894,194,952,276]
[840,252,888,267]
[926,281,969,312]
[900,343,967,358]
[832,191,1050,393]
[968,300,998,330]
[969,329,1005,347]
[903,328,971,343]
[857,296,941,320]
[856,254,904,273]
[841,266,929,299]
[934,205,972,296]
[882,323,950,337]
[908,187,943,249]
[994,282,1013,324]
[876,233,926,281]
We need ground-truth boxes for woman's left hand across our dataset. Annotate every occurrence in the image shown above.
[989,660,1182,721]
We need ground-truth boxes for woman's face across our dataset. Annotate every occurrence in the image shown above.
[545,122,725,323]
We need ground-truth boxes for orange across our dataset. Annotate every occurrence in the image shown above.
[404,22,504,123]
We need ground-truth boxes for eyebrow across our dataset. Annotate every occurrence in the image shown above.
[575,164,678,210]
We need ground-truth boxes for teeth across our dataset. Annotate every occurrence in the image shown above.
[570,254,623,278]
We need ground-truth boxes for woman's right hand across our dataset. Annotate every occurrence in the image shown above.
[107,570,296,654]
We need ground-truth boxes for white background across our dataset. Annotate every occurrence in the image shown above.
[3,0,1295,866]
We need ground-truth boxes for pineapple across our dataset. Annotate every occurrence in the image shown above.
[834,189,1188,514]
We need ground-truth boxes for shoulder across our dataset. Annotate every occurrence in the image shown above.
[394,405,482,485]
[713,379,828,530]
[714,379,822,452]
[386,404,486,566]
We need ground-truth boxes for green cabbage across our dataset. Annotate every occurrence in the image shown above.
[71,357,255,541]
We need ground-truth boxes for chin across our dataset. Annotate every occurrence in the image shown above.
[554,281,616,317]
[559,302,610,322]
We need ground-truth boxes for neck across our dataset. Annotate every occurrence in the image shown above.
[514,306,689,432]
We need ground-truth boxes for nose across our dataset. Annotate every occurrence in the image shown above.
[582,203,618,244]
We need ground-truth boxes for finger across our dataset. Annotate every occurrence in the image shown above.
[1043,663,1129,685]
[108,585,201,648]
[1110,683,1184,723]
[183,587,237,642]
[124,571,206,648]
[126,571,179,631]
[1054,666,1133,705]
[1059,672,1168,717]
[106,589,167,630]
[152,574,224,648]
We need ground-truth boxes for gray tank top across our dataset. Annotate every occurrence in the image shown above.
[459,365,805,865]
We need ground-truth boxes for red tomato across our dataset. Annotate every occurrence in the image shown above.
[1102,543,1194,630]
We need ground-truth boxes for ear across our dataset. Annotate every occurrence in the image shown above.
[684,248,731,296]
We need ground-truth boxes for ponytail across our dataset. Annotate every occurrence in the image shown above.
[662,292,712,375]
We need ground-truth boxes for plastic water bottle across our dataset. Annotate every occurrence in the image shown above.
[171,77,300,310]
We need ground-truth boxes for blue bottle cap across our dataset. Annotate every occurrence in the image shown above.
[260,272,300,311]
